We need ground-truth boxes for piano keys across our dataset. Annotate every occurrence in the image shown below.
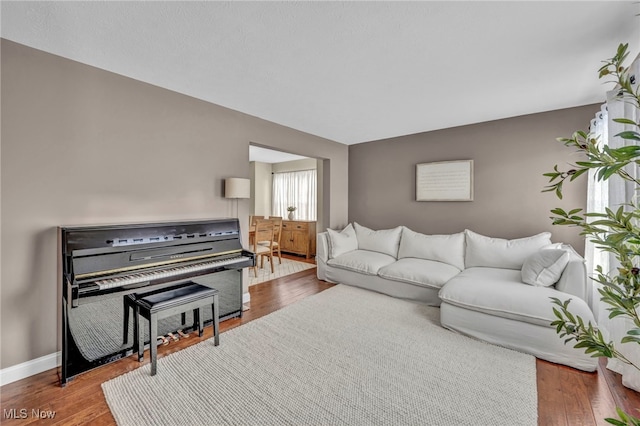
[59,218,255,385]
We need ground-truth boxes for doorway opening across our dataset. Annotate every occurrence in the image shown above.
[248,144,328,285]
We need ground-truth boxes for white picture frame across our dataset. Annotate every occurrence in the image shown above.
[416,160,474,201]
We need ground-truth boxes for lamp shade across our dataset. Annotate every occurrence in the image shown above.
[225,178,250,199]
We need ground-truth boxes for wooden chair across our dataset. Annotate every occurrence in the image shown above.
[248,216,258,246]
[260,216,282,264]
[251,219,275,277]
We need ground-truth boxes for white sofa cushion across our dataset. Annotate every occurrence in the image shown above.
[353,222,402,258]
[326,224,358,259]
[464,229,552,270]
[378,258,461,290]
[521,249,570,287]
[327,249,396,276]
[439,267,594,327]
[398,228,465,271]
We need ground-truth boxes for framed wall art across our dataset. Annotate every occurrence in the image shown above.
[416,160,473,201]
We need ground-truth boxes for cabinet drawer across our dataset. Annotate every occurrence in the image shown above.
[282,222,309,231]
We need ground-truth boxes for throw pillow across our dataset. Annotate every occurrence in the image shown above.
[326,224,358,259]
[464,229,552,270]
[521,249,570,287]
[353,222,403,258]
[397,227,465,271]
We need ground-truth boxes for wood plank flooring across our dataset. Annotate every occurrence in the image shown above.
[1,256,639,425]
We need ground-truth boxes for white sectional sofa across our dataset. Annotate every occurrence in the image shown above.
[316,223,597,371]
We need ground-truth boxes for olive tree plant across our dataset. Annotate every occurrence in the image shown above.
[543,43,640,425]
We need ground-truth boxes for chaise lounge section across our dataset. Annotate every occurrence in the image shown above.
[317,223,597,371]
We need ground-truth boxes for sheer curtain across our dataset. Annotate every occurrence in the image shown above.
[272,169,317,221]
[585,103,609,317]
[600,83,640,391]
[586,56,640,391]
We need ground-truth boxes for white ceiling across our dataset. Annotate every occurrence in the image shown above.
[2,1,639,145]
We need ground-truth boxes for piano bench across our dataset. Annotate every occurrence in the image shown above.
[125,283,220,376]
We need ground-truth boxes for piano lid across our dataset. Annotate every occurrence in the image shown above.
[61,218,242,254]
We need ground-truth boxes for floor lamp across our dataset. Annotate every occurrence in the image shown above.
[224,178,250,218]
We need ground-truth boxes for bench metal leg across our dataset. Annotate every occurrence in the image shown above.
[197,308,204,337]
[213,294,219,346]
[136,308,143,362]
[132,286,220,377]
[149,313,158,376]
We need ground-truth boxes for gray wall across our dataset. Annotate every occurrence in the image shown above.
[0,39,348,369]
[348,105,596,254]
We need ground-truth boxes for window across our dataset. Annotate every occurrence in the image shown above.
[272,169,317,220]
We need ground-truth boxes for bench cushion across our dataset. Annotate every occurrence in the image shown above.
[134,283,218,313]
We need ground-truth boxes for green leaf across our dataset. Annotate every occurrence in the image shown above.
[570,168,589,181]
[615,131,640,141]
[612,118,639,126]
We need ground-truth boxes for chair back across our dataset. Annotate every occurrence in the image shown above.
[269,216,283,244]
[253,219,274,251]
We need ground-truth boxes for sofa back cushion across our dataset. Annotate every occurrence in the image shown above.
[353,222,402,258]
[326,223,358,259]
[464,229,552,270]
[398,228,465,271]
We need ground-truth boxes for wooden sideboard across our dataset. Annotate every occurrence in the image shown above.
[280,220,316,258]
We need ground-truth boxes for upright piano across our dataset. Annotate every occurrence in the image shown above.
[59,218,255,385]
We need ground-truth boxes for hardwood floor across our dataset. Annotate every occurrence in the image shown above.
[1,257,639,425]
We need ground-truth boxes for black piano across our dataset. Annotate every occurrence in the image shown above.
[59,218,255,385]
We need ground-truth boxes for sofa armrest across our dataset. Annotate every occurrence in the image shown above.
[317,232,330,280]
[554,245,591,308]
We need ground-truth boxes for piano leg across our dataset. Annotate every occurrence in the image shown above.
[123,296,132,346]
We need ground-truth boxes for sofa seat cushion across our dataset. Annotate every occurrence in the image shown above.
[327,250,396,276]
[378,258,461,290]
[438,267,594,327]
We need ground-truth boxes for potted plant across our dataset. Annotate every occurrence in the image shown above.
[287,206,297,220]
[543,43,640,425]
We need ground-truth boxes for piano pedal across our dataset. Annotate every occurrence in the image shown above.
[157,335,170,346]
[177,329,190,338]
[166,332,179,342]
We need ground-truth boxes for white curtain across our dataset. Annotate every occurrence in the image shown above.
[585,103,609,317]
[272,169,317,221]
[586,56,640,391]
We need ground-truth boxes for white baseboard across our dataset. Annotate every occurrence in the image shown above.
[0,352,61,387]
[2,295,251,387]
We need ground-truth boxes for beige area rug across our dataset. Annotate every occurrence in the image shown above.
[102,285,537,426]
[248,256,316,286]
